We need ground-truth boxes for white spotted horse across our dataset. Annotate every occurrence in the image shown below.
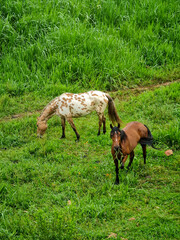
[37,91,121,141]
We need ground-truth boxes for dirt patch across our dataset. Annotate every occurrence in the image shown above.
[0,110,41,123]
[129,80,177,92]
[110,79,180,100]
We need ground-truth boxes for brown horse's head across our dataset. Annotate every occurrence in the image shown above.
[110,123,121,152]
[110,123,127,152]
[37,118,48,138]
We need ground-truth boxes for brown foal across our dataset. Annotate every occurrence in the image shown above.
[110,121,156,185]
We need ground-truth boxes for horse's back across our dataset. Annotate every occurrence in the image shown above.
[59,91,107,101]
[88,90,108,103]
[124,122,147,132]
[124,121,148,142]
[88,91,108,112]
[57,91,108,117]
[88,90,107,99]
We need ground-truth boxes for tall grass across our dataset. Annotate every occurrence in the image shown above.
[0,0,180,97]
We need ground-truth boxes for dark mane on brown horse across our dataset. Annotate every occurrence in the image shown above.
[120,130,127,143]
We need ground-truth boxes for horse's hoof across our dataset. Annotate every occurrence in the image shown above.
[114,181,119,185]
[60,136,65,139]
[120,165,124,169]
[127,166,131,171]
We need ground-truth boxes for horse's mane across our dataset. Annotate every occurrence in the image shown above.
[120,130,127,143]
[40,97,56,116]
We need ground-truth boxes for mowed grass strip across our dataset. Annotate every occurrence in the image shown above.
[0,82,179,239]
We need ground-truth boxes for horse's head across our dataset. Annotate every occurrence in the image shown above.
[110,123,121,152]
[110,124,127,153]
[37,118,47,138]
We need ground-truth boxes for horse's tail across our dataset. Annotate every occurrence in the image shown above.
[105,94,122,125]
[139,124,160,149]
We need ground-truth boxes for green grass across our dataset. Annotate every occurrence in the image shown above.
[0,1,180,238]
[0,82,179,239]
[0,0,180,97]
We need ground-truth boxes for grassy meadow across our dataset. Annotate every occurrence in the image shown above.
[0,82,179,239]
[0,0,180,239]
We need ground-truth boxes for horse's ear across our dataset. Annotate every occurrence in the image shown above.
[110,124,113,129]
[118,123,120,129]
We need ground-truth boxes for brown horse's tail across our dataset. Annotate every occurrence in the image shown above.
[139,125,160,150]
[105,94,122,125]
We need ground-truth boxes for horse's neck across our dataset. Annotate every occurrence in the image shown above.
[39,99,58,122]
[39,111,52,122]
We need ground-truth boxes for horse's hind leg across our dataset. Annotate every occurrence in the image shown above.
[97,113,103,136]
[67,117,80,141]
[127,151,134,169]
[141,144,146,164]
[60,116,66,139]
[102,114,106,134]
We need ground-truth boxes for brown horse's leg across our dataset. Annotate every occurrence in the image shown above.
[67,117,80,141]
[102,115,106,134]
[60,116,66,139]
[141,144,146,164]
[127,151,134,169]
[114,158,119,185]
[120,155,128,169]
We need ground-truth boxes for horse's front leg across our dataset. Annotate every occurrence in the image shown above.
[114,158,119,185]
[67,117,80,141]
[120,155,128,169]
[60,116,66,139]
[112,151,121,185]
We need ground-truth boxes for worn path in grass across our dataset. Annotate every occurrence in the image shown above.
[1,79,179,123]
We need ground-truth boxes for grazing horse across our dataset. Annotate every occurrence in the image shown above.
[37,91,121,141]
[110,121,157,184]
